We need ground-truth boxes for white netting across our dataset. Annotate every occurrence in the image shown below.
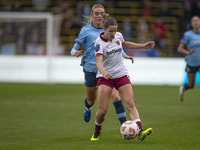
[0,12,64,56]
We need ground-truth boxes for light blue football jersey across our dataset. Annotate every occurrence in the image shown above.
[180,30,200,66]
[75,24,103,73]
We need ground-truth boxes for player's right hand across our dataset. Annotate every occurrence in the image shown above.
[104,72,112,80]
[74,50,83,57]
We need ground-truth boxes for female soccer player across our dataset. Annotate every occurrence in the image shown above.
[91,16,154,141]
[177,16,200,101]
[71,4,131,124]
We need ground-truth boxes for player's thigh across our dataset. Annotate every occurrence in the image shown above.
[118,84,134,104]
[98,84,112,110]
[110,87,121,103]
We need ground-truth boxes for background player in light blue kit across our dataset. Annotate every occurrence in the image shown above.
[71,4,132,124]
[178,16,200,101]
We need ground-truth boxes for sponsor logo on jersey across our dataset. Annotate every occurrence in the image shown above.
[106,48,122,55]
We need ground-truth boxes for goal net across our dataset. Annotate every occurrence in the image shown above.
[0,12,64,56]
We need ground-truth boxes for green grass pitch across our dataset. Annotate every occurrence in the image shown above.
[0,83,200,150]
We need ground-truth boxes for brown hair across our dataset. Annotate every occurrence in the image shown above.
[103,16,118,28]
[191,15,200,21]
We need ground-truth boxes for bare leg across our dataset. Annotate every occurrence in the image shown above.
[91,85,112,140]
[187,73,196,89]
[110,88,120,102]
[85,86,97,106]
[95,85,112,124]
[180,72,196,101]
[118,84,152,141]
[118,84,140,120]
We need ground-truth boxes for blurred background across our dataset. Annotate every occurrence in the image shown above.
[0,0,199,84]
[1,2,200,149]
[1,0,200,57]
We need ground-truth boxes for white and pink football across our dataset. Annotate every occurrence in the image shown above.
[120,120,139,140]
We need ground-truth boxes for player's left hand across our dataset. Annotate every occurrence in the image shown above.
[124,55,134,64]
[144,41,155,49]
[188,48,195,55]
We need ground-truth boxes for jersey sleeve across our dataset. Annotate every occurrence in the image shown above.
[75,27,87,46]
[116,32,126,56]
[95,39,104,56]
[117,32,125,44]
[70,43,81,56]
[180,32,188,45]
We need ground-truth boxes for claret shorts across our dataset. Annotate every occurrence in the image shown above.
[96,75,131,90]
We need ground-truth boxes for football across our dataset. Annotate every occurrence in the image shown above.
[120,120,139,140]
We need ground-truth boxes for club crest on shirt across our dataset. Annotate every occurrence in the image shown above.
[116,40,120,45]
[95,44,100,52]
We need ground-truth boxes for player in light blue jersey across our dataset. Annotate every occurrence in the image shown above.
[71,4,131,125]
[178,16,200,101]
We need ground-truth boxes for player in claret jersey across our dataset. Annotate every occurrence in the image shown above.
[91,16,155,141]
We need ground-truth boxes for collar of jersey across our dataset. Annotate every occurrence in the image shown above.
[100,32,109,42]
[91,23,103,29]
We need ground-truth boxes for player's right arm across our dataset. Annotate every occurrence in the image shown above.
[95,40,112,80]
[71,27,87,57]
[70,43,83,57]
[95,54,112,80]
[177,43,194,55]
[178,32,195,55]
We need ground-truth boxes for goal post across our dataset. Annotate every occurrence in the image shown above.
[0,12,61,83]
[0,12,54,56]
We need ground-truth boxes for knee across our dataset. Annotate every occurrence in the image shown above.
[111,94,120,103]
[125,100,135,110]
[98,108,107,118]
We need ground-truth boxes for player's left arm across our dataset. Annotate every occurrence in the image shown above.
[123,55,134,64]
[122,41,155,49]
[122,48,133,63]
